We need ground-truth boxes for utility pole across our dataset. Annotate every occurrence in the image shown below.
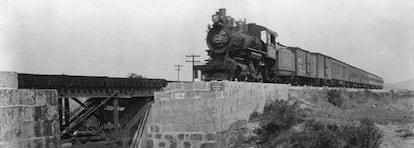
[174,64,183,81]
[185,55,201,82]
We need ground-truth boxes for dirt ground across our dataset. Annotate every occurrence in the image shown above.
[375,97,414,148]
[297,90,414,148]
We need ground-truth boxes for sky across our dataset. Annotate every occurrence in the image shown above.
[0,0,413,82]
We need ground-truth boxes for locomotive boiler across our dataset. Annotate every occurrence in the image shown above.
[199,8,383,89]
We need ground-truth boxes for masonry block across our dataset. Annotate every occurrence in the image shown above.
[0,88,60,148]
[146,139,154,148]
[0,71,17,88]
[205,133,217,141]
[189,134,203,141]
[183,141,191,148]
[169,141,177,148]
[201,142,218,148]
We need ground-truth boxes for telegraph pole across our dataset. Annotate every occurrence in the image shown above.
[174,64,183,81]
[185,55,201,82]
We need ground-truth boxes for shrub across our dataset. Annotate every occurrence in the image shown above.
[341,119,383,148]
[288,119,383,148]
[288,120,343,148]
[289,128,343,148]
[398,127,414,138]
[127,73,146,79]
[227,127,259,148]
[259,100,304,137]
[243,99,383,148]
[249,111,261,121]
[247,99,304,147]
[328,89,343,107]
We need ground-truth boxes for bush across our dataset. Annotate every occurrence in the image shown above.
[246,99,304,147]
[328,89,343,107]
[127,73,146,79]
[249,111,261,121]
[242,99,383,148]
[341,119,383,148]
[398,126,414,138]
[289,128,343,148]
[259,100,304,137]
[227,127,259,148]
[288,120,343,148]
[288,119,383,148]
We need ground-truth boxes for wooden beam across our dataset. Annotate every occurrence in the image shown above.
[113,97,120,139]
[64,98,70,127]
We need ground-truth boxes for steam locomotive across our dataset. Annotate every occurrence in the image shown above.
[197,9,383,89]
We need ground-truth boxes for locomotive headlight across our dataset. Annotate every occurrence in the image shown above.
[212,15,219,23]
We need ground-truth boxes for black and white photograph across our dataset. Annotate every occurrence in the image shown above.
[0,0,414,147]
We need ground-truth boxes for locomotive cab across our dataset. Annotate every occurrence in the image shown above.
[247,24,278,60]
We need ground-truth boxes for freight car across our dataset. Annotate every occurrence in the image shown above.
[196,9,383,89]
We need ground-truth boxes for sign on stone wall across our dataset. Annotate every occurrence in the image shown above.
[174,92,186,99]
[211,82,223,91]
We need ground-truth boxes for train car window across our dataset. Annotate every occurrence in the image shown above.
[260,31,267,43]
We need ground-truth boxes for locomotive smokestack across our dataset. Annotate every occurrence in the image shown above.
[219,8,226,16]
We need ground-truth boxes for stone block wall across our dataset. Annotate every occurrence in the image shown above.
[141,81,288,148]
[0,89,60,148]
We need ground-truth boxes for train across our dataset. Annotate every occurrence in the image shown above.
[195,9,383,89]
